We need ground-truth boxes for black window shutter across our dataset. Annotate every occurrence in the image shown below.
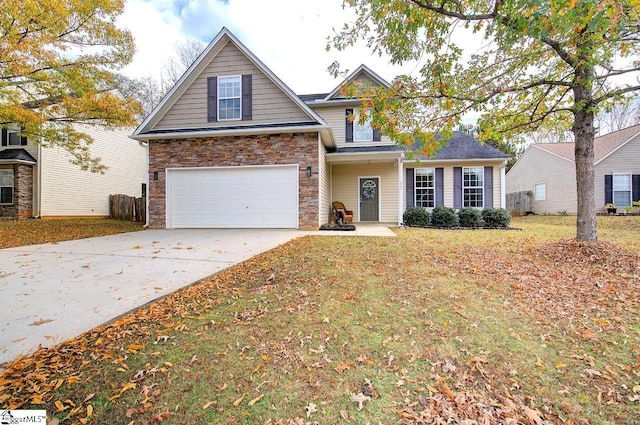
[21,135,27,146]
[406,168,414,208]
[604,175,613,204]
[373,127,381,142]
[484,166,493,208]
[453,167,462,209]
[435,167,444,207]
[207,77,217,122]
[1,128,7,146]
[345,109,353,143]
[632,174,640,202]
[242,74,252,121]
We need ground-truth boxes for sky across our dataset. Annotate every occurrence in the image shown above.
[116,0,423,95]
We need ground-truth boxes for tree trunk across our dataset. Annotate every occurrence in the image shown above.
[573,78,597,241]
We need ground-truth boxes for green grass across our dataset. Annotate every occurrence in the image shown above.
[1,216,639,424]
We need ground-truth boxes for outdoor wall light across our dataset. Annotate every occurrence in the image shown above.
[153,171,158,180]
[306,166,312,177]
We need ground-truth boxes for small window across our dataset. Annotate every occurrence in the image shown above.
[534,183,546,201]
[613,173,631,207]
[353,109,373,142]
[8,130,22,145]
[218,75,241,120]
[0,169,14,204]
[415,168,435,208]
[463,167,484,208]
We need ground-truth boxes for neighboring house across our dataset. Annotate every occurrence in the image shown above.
[506,124,640,214]
[131,27,510,230]
[0,123,147,219]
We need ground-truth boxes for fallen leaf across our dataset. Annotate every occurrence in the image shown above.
[350,392,370,411]
[29,318,54,326]
[202,401,216,409]
[306,402,317,418]
[248,394,264,406]
[232,393,245,407]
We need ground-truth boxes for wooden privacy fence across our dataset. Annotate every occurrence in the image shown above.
[506,191,531,216]
[109,194,146,223]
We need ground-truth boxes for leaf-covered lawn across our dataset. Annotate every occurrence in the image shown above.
[0,218,144,249]
[1,216,638,424]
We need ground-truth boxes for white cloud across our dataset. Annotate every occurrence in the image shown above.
[118,0,420,94]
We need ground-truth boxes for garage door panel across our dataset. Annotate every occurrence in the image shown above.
[167,166,298,229]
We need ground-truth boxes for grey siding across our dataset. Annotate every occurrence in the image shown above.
[596,133,640,211]
[155,41,311,130]
[313,105,393,146]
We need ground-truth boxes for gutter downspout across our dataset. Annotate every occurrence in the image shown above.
[36,140,42,217]
[142,140,149,227]
[501,161,507,208]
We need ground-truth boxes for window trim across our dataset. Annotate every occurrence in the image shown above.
[0,168,14,205]
[415,168,435,208]
[534,182,546,201]
[462,166,484,208]
[217,75,242,121]
[612,173,632,207]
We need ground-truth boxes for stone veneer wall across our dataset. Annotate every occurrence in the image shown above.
[0,164,33,219]
[148,132,319,229]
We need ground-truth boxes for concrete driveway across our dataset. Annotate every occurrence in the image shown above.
[0,229,301,364]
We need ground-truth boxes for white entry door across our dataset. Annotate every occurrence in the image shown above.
[166,165,298,228]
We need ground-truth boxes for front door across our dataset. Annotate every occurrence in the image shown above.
[359,178,379,221]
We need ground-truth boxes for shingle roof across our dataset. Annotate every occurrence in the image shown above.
[334,131,510,160]
[298,93,329,102]
[0,148,37,164]
[534,124,640,163]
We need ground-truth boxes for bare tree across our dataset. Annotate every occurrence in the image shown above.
[595,97,640,135]
[160,40,207,94]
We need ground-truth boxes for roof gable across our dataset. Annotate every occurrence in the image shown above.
[323,64,391,101]
[533,124,640,164]
[133,27,326,138]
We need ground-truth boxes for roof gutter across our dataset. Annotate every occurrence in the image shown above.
[130,124,332,142]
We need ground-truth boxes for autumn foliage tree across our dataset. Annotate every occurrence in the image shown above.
[331,0,640,241]
[0,0,141,172]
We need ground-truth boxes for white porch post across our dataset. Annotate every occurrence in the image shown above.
[500,163,507,208]
[397,156,404,225]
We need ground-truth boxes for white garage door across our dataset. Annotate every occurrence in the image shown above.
[167,165,298,228]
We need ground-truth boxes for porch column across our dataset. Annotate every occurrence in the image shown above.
[500,164,506,208]
[397,156,403,225]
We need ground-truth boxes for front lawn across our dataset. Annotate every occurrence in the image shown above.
[0,218,144,249]
[1,216,638,424]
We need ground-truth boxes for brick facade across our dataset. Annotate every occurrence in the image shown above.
[148,132,319,229]
[0,164,33,219]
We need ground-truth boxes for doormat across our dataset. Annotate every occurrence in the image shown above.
[319,224,356,231]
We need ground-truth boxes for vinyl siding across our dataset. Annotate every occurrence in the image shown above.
[40,124,146,216]
[596,133,640,211]
[506,146,577,214]
[155,41,310,130]
[405,162,504,210]
[313,105,393,146]
[331,162,398,222]
[328,74,381,100]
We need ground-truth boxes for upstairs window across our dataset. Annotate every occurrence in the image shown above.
[1,127,27,146]
[207,75,252,122]
[345,108,380,142]
[0,169,13,204]
[218,75,242,120]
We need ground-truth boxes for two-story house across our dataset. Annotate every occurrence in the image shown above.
[0,123,147,220]
[131,27,509,230]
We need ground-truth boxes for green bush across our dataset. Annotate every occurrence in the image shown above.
[458,207,482,228]
[431,206,459,228]
[403,207,430,227]
[482,207,511,228]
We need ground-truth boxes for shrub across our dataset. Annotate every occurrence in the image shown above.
[458,207,482,228]
[482,207,511,228]
[403,207,430,227]
[431,206,459,228]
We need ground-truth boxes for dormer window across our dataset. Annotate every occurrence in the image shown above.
[345,108,380,142]
[208,75,252,122]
